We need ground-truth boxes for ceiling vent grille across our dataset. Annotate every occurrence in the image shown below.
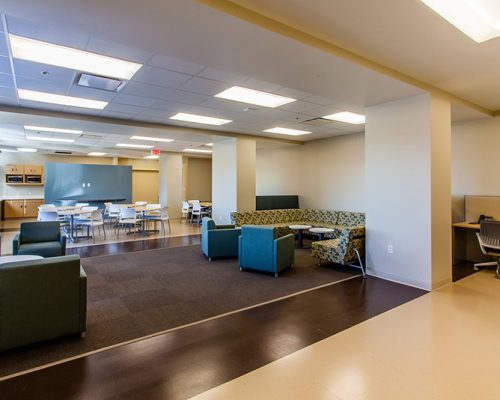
[79,134,104,139]
[55,151,72,155]
[300,117,332,127]
[75,73,125,92]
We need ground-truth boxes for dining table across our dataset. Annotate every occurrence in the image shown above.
[56,207,91,243]
[127,204,162,235]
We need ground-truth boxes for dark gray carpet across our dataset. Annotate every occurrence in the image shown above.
[0,244,359,378]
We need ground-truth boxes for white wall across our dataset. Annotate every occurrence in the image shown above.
[451,116,500,222]
[256,133,365,212]
[212,139,237,224]
[187,157,212,201]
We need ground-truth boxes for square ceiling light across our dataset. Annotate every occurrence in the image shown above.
[9,34,142,79]
[17,147,37,152]
[18,89,108,110]
[170,113,232,126]
[215,86,296,108]
[144,155,159,159]
[263,127,312,136]
[24,125,82,134]
[88,152,106,156]
[182,148,212,154]
[116,143,154,149]
[420,0,500,43]
[130,135,174,142]
[323,111,365,124]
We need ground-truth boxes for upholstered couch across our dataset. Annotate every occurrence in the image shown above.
[201,217,241,260]
[13,221,67,258]
[231,209,365,268]
[0,255,87,352]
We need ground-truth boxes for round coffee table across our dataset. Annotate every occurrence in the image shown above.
[0,255,43,265]
[289,224,312,248]
[309,227,334,241]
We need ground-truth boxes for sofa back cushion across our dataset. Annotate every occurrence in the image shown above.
[299,209,338,224]
[20,222,60,244]
[232,209,299,226]
[337,211,365,226]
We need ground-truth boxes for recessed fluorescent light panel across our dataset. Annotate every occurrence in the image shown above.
[116,143,154,149]
[323,111,365,125]
[130,135,174,142]
[24,125,83,134]
[215,86,296,108]
[17,147,37,152]
[9,34,142,79]
[420,0,500,43]
[18,89,108,110]
[263,127,312,136]
[170,113,232,126]
[182,148,212,154]
[0,147,17,152]
[144,155,159,159]
[26,135,74,143]
[88,152,106,156]
[206,143,213,146]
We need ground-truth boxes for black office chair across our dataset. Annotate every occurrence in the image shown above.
[475,220,500,278]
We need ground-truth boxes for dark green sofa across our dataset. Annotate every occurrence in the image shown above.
[13,221,67,257]
[201,217,241,260]
[0,255,87,352]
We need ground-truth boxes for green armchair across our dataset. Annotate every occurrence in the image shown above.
[0,255,87,352]
[238,225,295,277]
[13,221,67,258]
[201,217,241,260]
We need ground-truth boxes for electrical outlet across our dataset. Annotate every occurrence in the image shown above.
[387,244,394,254]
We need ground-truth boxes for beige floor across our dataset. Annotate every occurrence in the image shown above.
[191,270,500,400]
[0,218,201,255]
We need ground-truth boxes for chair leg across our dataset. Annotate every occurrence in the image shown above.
[474,261,497,271]
[167,219,171,233]
[92,225,95,244]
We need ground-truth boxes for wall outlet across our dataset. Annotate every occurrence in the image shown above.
[387,244,394,254]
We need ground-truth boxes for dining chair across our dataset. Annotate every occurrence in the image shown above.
[38,211,59,221]
[75,203,89,208]
[190,200,209,224]
[181,201,191,222]
[38,204,57,211]
[117,207,140,239]
[75,209,106,243]
[108,204,123,226]
[103,202,112,221]
[145,206,171,235]
[134,201,148,206]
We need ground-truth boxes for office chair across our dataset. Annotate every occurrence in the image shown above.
[475,220,500,278]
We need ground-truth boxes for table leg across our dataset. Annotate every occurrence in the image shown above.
[318,233,324,241]
[297,229,304,248]
[69,215,76,243]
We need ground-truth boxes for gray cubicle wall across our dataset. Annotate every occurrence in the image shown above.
[44,163,132,206]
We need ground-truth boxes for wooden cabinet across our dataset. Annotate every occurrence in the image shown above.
[25,165,43,175]
[5,165,24,175]
[3,199,43,219]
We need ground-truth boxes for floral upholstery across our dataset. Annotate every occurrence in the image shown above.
[231,208,365,265]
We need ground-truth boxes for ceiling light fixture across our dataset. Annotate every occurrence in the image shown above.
[9,34,142,79]
[215,86,296,108]
[206,143,213,146]
[323,111,365,124]
[116,143,154,149]
[26,135,75,143]
[18,89,108,110]
[170,112,232,126]
[0,147,17,152]
[130,135,174,142]
[182,148,212,154]
[17,147,37,152]
[420,0,500,43]
[24,125,83,134]
[263,127,312,136]
[144,155,159,159]
[88,152,107,156]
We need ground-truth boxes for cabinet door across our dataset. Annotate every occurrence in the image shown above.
[5,165,24,175]
[24,200,42,217]
[4,200,25,218]
[33,166,43,175]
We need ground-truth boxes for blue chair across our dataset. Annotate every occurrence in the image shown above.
[13,221,67,258]
[201,217,241,261]
[238,225,295,277]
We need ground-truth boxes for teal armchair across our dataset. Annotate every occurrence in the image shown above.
[0,255,87,352]
[13,221,67,258]
[202,217,241,260]
[238,225,295,277]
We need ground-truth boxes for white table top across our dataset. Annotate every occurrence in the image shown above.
[57,209,90,216]
[0,255,43,265]
[289,224,312,230]
[309,227,335,234]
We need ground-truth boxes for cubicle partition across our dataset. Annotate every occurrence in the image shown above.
[44,163,132,207]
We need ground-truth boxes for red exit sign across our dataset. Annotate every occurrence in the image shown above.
[151,148,160,156]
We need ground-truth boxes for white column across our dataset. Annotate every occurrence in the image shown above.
[212,137,256,224]
[158,152,183,219]
[365,93,451,290]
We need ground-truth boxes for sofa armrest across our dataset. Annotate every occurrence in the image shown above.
[79,266,87,334]
[274,233,295,273]
[60,234,67,256]
[12,233,21,255]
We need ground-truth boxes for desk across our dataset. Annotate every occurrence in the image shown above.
[452,222,488,264]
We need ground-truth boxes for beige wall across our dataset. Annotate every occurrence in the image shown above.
[187,157,212,201]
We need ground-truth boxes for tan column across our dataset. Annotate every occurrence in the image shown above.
[158,152,183,219]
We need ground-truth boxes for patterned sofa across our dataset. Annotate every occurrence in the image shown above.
[231,209,365,272]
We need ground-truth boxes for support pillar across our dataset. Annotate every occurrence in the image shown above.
[159,152,183,219]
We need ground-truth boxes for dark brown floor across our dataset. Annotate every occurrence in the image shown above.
[0,272,426,399]
[453,262,477,281]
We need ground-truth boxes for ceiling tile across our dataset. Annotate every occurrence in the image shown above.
[0,73,14,89]
[148,54,205,75]
[120,81,170,99]
[86,37,153,64]
[273,87,312,100]
[113,93,157,107]
[178,77,228,96]
[199,97,250,112]
[161,90,210,105]
[19,99,63,111]
[278,100,321,113]
[198,67,248,85]
[149,99,187,112]
[100,110,139,120]
[68,85,118,102]
[104,102,146,115]
[242,78,283,93]
[0,85,16,99]
[60,105,102,116]
[0,96,18,106]
[302,95,335,106]
[16,76,70,94]
[137,107,171,118]
[0,56,12,75]
[13,59,76,84]
[133,66,191,88]
[0,34,8,57]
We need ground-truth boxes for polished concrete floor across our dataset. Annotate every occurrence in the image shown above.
[191,269,500,400]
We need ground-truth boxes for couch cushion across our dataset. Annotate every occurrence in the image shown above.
[18,242,62,258]
[20,222,60,244]
[337,211,365,226]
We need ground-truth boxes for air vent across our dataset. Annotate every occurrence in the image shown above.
[75,73,125,92]
[301,117,332,127]
[55,151,72,155]
[80,134,104,139]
